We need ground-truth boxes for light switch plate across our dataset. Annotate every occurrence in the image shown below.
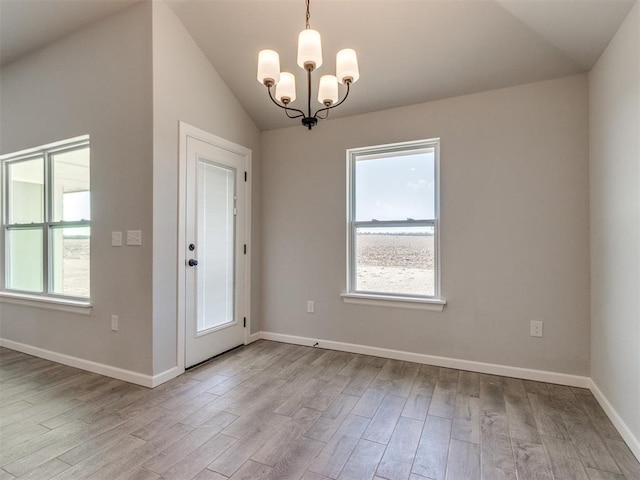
[111,231,122,247]
[126,230,142,246]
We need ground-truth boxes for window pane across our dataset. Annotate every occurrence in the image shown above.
[7,157,44,224]
[50,226,90,297]
[6,228,43,292]
[355,226,434,296]
[355,151,435,221]
[51,147,90,222]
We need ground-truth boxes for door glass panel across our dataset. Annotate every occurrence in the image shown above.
[7,228,43,292]
[197,159,235,333]
[7,157,44,224]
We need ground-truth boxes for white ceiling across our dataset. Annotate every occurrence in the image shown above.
[1,0,636,131]
[0,0,139,66]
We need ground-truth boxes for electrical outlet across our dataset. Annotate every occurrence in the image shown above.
[530,320,543,337]
[111,315,119,332]
[307,300,315,313]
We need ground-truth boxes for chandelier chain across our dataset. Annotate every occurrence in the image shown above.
[305,0,311,29]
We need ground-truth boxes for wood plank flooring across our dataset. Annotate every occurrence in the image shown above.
[1,341,639,480]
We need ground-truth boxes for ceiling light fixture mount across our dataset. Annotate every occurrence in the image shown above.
[257,0,359,130]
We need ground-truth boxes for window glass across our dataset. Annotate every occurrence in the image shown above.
[6,228,43,292]
[2,136,90,300]
[50,226,90,297]
[348,140,439,299]
[355,151,435,221]
[7,157,44,224]
[52,148,90,222]
[355,225,435,296]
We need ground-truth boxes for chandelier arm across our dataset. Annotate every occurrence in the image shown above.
[312,81,351,119]
[315,109,330,120]
[285,109,305,119]
[267,85,305,118]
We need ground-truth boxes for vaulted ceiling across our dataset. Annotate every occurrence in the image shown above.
[1,0,636,131]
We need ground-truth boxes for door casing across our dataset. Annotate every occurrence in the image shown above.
[177,121,252,373]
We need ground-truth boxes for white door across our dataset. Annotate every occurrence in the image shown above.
[185,134,247,368]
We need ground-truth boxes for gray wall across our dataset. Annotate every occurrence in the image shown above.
[261,74,591,376]
[151,2,262,375]
[589,1,640,448]
[0,3,154,374]
[0,1,261,378]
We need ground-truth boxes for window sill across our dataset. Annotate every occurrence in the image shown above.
[0,292,92,315]
[341,293,446,311]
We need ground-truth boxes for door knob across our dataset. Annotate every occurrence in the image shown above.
[188,259,198,267]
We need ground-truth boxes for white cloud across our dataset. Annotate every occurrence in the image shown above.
[406,179,427,190]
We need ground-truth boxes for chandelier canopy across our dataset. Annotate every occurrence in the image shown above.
[257,0,359,130]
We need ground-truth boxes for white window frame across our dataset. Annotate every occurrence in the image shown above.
[0,136,91,310]
[342,138,446,311]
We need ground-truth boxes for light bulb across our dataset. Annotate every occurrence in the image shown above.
[276,72,296,104]
[336,48,359,84]
[257,49,281,86]
[318,75,338,105]
[297,29,323,70]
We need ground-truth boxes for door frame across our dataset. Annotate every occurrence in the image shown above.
[177,121,252,373]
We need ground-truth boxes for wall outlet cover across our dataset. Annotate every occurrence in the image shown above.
[126,230,142,246]
[530,320,543,337]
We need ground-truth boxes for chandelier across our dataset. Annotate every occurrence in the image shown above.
[256,0,359,130]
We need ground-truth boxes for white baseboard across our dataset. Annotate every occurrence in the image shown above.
[0,338,179,388]
[247,332,262,344]
[151,367,181,388]
[259,331,591,388]
[589,379,640,462]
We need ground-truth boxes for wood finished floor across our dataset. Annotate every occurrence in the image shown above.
[1,341,639,480]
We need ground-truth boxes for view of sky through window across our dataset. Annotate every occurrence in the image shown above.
[355,151,435,226]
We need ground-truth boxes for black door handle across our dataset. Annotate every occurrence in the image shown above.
[188,259,198,267]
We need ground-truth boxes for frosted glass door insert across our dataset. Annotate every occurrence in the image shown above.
[197,159,236,333]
